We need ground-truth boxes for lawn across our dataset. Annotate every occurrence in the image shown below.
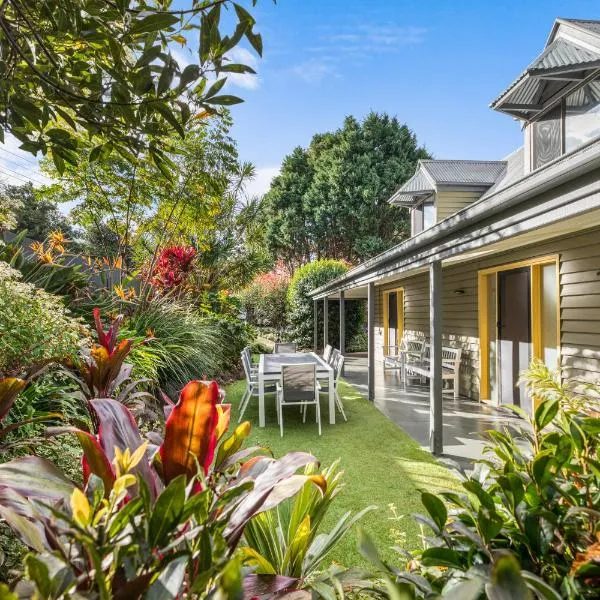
[225,377,460,568]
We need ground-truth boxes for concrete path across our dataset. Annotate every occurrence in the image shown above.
[342,353,523,469]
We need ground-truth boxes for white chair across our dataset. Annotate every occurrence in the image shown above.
[274,342,297,353]
[238,350,275,422]
[276,363,321,437]
[323,344,332,362]
[403,344,462,399]
[328,348,340,366]
[383,338,425,371]
[243,346,257,373]
[317,353,347,422]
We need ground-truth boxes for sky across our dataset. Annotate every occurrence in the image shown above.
[1,0,599,198]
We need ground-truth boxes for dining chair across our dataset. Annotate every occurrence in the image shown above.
[317,353,347,422]
[322,344,332,362]
[238,350,274,423]
[328,348,340,366]
[274,342,297,353]
[276,363,321,437]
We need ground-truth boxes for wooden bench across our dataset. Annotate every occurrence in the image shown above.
[403,344,462,398]
[383,339,425,370]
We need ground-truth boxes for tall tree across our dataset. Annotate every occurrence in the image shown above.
[0,1,265,175]
[5,182,76,240]
[262,112,431,265]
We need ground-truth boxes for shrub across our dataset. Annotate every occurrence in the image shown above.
[353,362,600,600]
[0,260,87,376]
[149,244,197,294]
[121,298,250,395]
[287,259,364,349]
[238,267,290,335]
[0,380,325,597]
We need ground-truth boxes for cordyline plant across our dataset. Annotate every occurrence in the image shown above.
[63,308,156,425]
[0,377,326,598]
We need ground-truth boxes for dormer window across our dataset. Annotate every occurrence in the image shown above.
[565,80,600,153]
[411,202,436,236]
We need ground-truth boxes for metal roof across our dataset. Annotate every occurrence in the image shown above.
[420,160,506,185]
[491,22,600,119]
[561,18,600,36]
[389,169,434,205]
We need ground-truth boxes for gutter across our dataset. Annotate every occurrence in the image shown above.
[310,136,600,298]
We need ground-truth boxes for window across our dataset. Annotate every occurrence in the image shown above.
[423,203,436,230]
[412,202,435,236]
[565,80,600,153]
[532,104,562,169]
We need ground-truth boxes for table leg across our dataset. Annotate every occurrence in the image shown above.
[259,376,265,427]
[329,369,335,425]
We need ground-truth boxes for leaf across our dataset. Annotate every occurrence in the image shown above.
[242,575,298,598]
[486,553,533,600]
[421,492,447,532]
[204,94,243,106]
[90,399,158,497]
[220,63,256,74]
[0,505,48,552]
[534,398,559,431]
[215,420,250,468]
[0,377,26,422]
[70,489,91,527]
[159,380,220,484]
[146,555,188,600]
[420,547,462,569]
[131,13,180,35]
[47,426,115,497]
[0,456,75,503]
[153,102,184,138]
[179,64,200,89]
[148,476,186,548]
[442,578,484,599]
[520,571,562,600]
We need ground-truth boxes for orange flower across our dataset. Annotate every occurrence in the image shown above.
[30,241,44,256]
[113,284,127,300]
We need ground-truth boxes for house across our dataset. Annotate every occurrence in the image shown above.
[309,18,600,454]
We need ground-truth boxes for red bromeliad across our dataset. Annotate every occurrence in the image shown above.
[150,245,197,293]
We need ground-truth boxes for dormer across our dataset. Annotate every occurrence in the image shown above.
[390,160,506,237]
[491,18,600,173]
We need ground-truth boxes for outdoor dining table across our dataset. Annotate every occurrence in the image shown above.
[257,352,335,427]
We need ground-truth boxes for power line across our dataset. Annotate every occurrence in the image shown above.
[0,165,48,187]
[0,146,38,167]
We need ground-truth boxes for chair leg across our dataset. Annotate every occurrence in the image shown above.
[237,385,252,423]
[316,401,321,435]
[302,403,307,423]
[335,389,347,422]
[454,375,460,399]
[279,401,284,437]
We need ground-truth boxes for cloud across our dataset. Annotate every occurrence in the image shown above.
[225,47,261,90]
[291,58,340,84]
[291,22,426,84]
[244,165,280,198]
[0,134,52,189]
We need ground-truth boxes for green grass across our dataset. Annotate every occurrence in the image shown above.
[225,378,459,568]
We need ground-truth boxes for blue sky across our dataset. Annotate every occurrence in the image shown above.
[1,1,599,197]
[228,0,600,196]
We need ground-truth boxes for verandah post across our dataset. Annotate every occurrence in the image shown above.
[323,297,329,350]
[429,260,443,455]
[339,291,345,356]
[367,282,375,401]
[313,298,318,352]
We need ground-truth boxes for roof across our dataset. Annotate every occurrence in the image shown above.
[390,159,506,205]
[420,160,506,185]
[492,19,600,120]
[481,147,524,197]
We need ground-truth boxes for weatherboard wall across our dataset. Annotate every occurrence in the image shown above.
[373,226,600,400]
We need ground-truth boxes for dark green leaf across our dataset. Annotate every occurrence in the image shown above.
[204,95,243,106]
[534,398,559,431]
[131,13,180,35]
[421,547,462,569]
[421,492,447,532]
[148,475,186,548]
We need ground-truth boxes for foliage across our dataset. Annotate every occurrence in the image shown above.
[0,188,22,231]
[0,260,86,377]
[287,259,364,350]
[0,231,90,298]
[4,183,76,241]
[149,244,197,294]
[355,363,600,600]
[241,461,375,591]
[238,265,290,335]
[39,117,262,281]
[120,297,243,395]
[0,0,265,175]
[262,112,431,267]
[0,379,325,597]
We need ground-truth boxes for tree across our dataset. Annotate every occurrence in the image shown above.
[262,112,431,265]
[5,183,76,240]
[287,259,364,350]
[0,1,265,175]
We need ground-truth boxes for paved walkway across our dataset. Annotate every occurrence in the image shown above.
[342,353,523,468]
